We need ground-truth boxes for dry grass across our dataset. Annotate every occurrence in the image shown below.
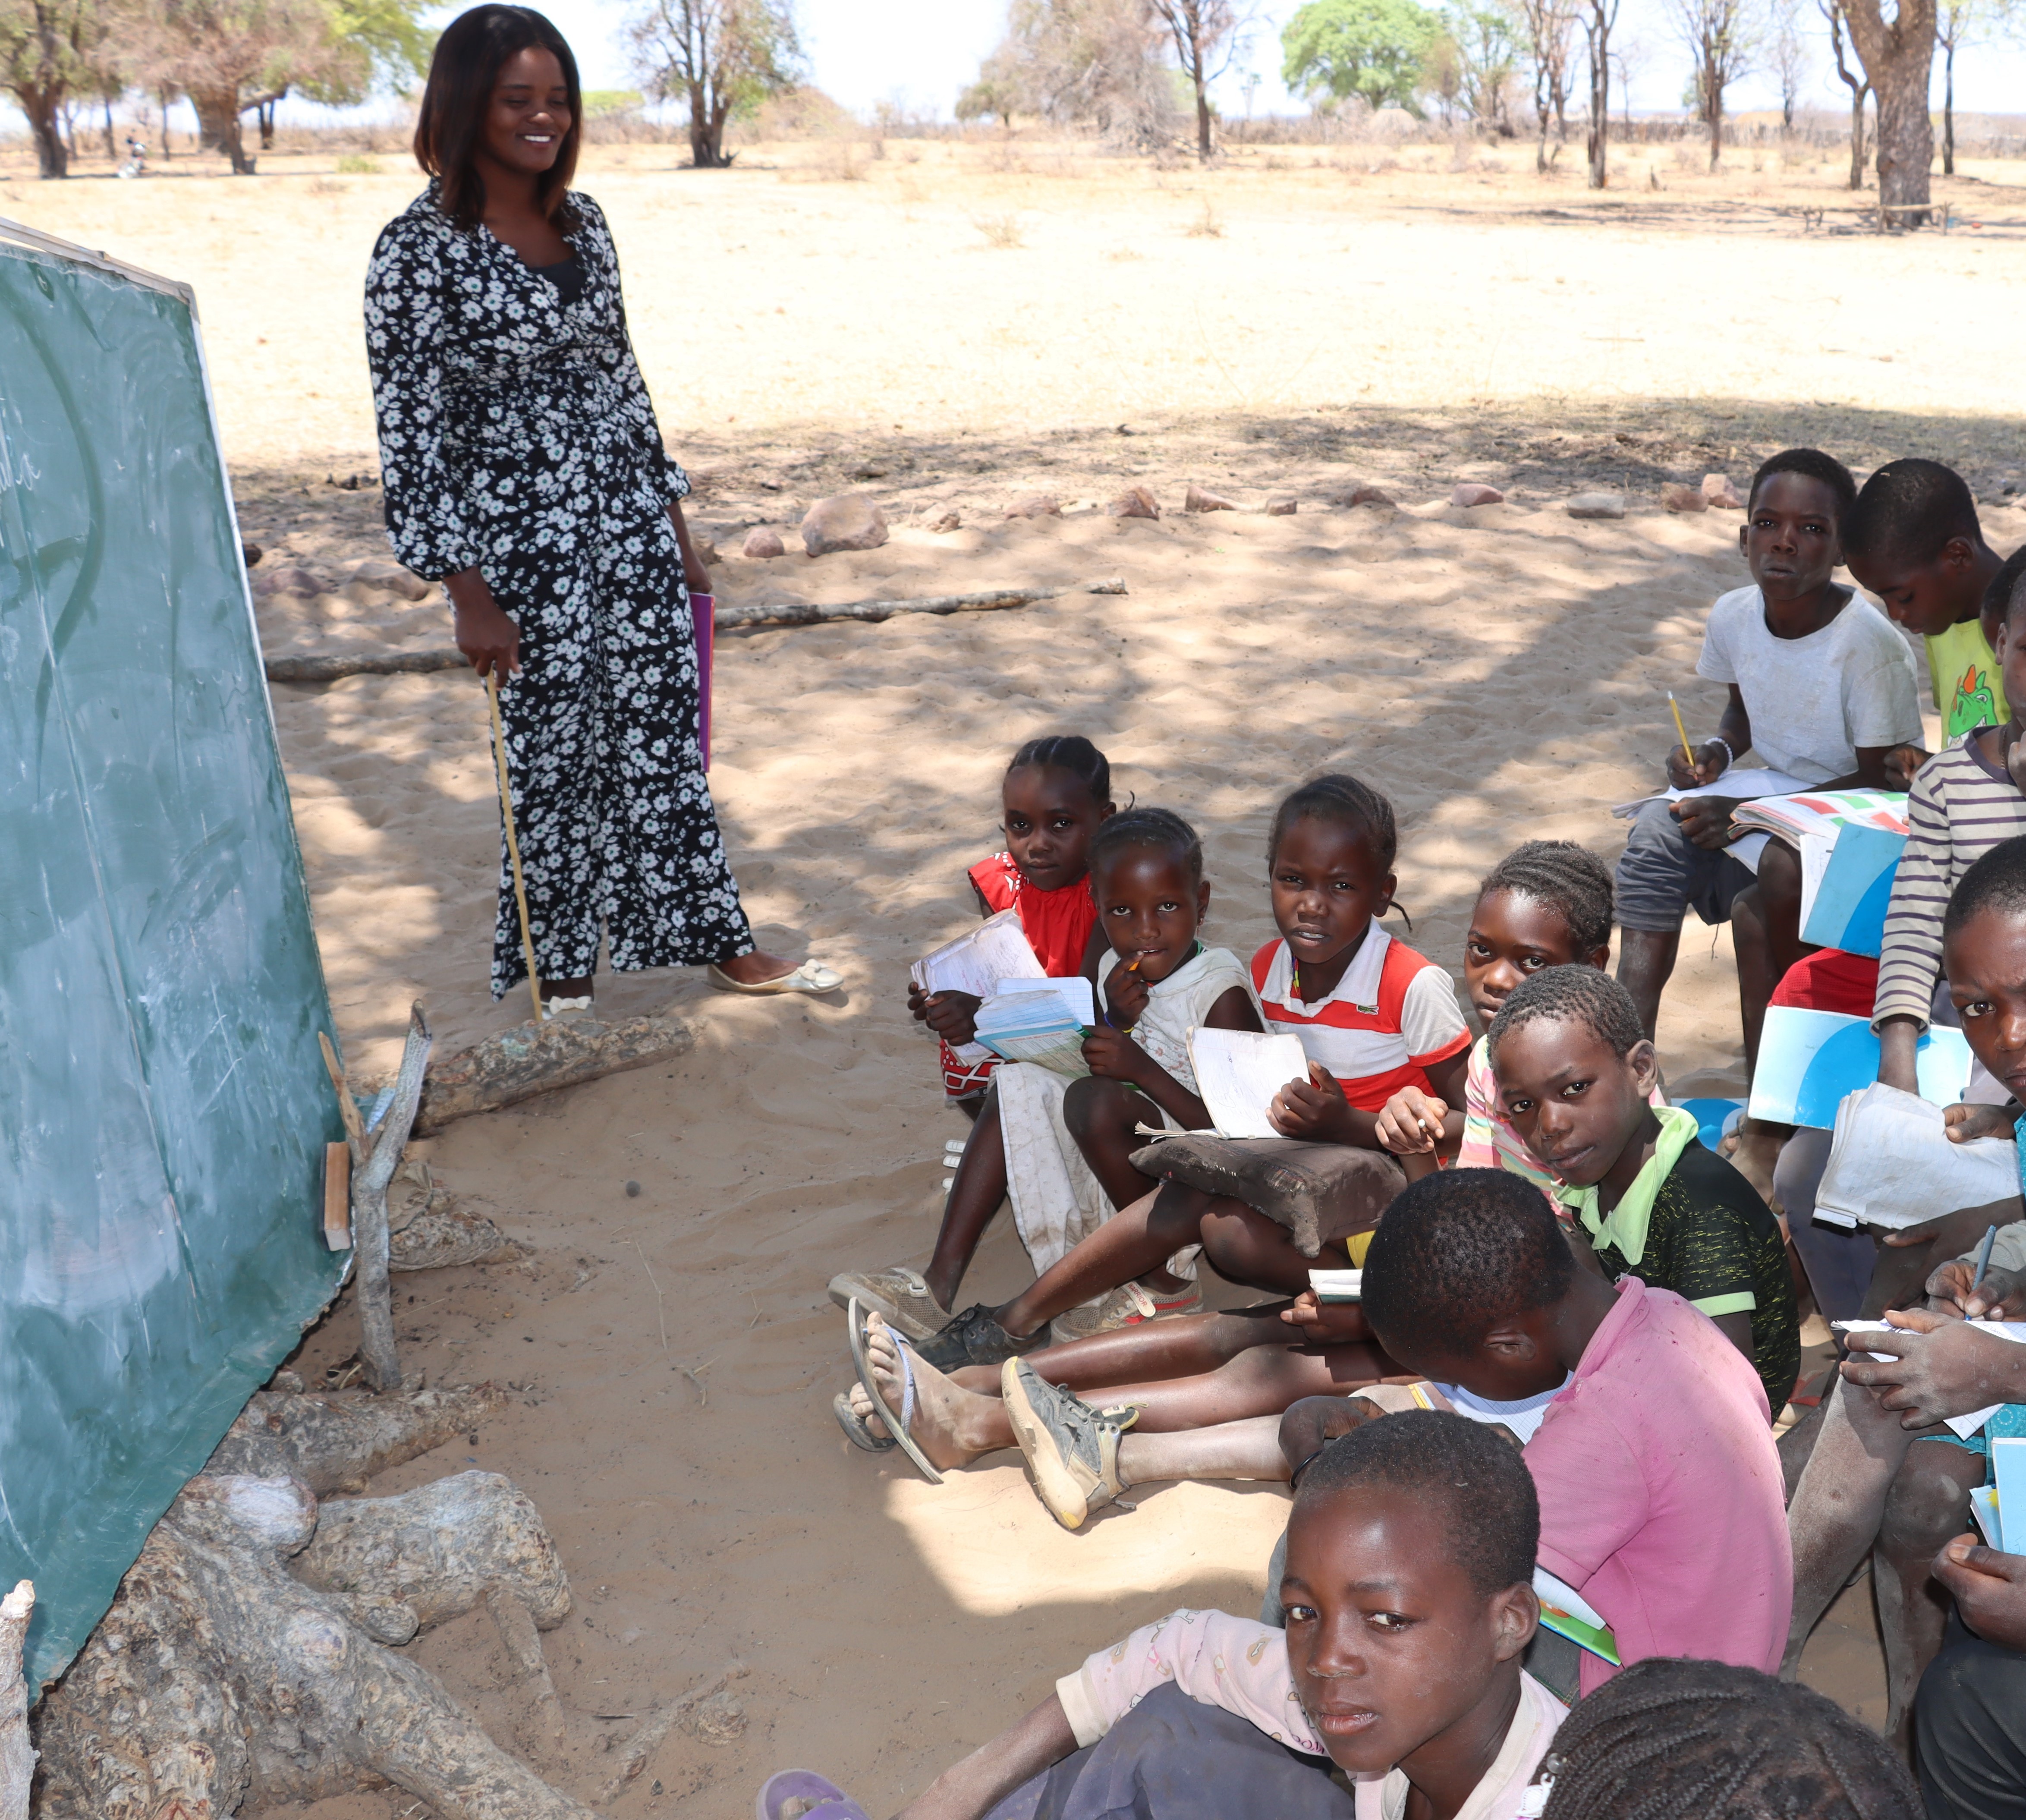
[1184,197,1224,237]
[972,210,1025,248]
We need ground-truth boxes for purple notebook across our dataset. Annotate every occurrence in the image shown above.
[691,592,714,770]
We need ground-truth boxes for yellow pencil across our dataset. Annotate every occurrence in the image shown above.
[1668,693,1696,775]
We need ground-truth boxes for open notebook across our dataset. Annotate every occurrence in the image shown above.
[912,911,1045,1065]
[973,977,1098,1078]
[1172,1028,1312,1138]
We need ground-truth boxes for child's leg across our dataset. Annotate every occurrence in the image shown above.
[924,1084,1011,1310]
[1200,1202,1353,1298]
[1060,1076,1189,1294]
[993,1181,1216,1338]
[1614,799,1695,1040]
[849,1314,1381,1468]
[1756,836,1810,982]
[1875,1437,1987,1744]
[1784,1372,1922,1673]
[990,1302,1366,1395]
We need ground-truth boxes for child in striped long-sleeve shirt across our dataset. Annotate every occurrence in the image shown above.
[1874,550,2026,1093]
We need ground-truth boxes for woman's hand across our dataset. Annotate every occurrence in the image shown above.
[1269,1063,1354,1144]
[1375,1086,1450,1157]
[1102,958,1152,1030]
[445,567,520,682]
[1928,1261,2026,1321]
[1080,1024,1151,1088]
[668,499,712,598]
[909,984,982,1045]
[1945,1102,2018,1145]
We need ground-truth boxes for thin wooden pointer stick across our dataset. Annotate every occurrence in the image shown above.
[485,671,544,1025]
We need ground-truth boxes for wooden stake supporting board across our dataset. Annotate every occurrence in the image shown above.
[323,1143,352,1251]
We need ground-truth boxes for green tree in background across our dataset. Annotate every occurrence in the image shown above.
[627,0,799,168]
[1281,0,1444,113]
[0,0,110,175]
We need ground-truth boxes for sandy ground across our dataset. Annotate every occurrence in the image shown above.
[9,138,2026,1811]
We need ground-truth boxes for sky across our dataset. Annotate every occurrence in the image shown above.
[514,0,2026,128]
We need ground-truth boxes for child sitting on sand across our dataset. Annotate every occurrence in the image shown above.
[995,1168,1790,1693]
[768,1410,1561,1820]
[892,808,1266,1367]
[1615,448,1922,1044]
[890,775,1469,1372]
[1843,457,2010,749]
[1486,966,1799,1417]
[835,736,1114,1330]
[1375,840,1661,1195]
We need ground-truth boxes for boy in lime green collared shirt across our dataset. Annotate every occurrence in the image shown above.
[1485,965,1801,1421]
[1844,458,2012,748]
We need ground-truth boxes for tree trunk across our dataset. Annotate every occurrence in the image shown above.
[259,97,277,150]
[1708,94,1721,171]
[1586,26,1609,187]
[192,86,255,172]
[1843,0,1935,213]
[160,88,173,157]
[1942,39,1955,176]
[1848,87,1868,188]
[1192,56,1212,159]
[102,97,114,159]
[20,87,67,178]
[0,1581,31,1820]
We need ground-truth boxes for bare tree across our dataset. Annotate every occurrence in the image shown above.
[626,0,798,169]
[975,0,1175,145]
[1933,0,1983,174]
[1516,0,1577,167]
[1765,0,1803,126]
[1442,2,1521,129]
[1835,0,1934,211]
[1819,0,1871,186]
[0,0,107,176]
[1148,0,1240,159]
[1672,0,1753,168]
[1577,0,1619,186]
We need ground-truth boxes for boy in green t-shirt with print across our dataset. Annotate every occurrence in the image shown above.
[1844,457,2012,745]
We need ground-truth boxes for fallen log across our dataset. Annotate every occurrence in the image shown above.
[411,1005,694,1135]
[266,649,468,683]
[205,1382,508,1494]
[717,577,1126,630]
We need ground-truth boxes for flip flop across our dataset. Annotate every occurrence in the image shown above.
[846,1297,944,1486]
[756,1770,871,1820]
[832,1389,896,1453]
[707,959,843,996]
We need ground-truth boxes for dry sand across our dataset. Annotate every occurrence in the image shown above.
[9,136,2026,1811]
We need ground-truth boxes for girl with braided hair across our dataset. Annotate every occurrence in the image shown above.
[1529,1657,1918,1820]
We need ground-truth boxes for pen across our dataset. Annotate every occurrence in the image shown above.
[1971,1222,1999,1303]
[1668,693,1696,776]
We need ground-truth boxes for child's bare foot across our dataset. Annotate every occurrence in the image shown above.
[849,1313,1010,1470]
[1726,1116,1790,1206]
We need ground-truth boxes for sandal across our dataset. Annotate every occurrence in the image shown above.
[826,1264,945,1341]
[846,1298,943,1486]
[707,959,843,996]
[914,1302,1048,1373]
[757,1770,871,1820]
[831,1390,895,1453]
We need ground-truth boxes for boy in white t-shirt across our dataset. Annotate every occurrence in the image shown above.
[1614,447,1923,1049]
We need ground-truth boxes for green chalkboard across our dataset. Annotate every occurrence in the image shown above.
[0,223,346,1691]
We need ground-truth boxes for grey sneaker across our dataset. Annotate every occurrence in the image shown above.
[827,1265,944,1342]
[1001,1358,1139,1530]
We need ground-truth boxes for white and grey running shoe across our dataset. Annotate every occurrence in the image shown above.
[826,1265,944,1341]
[1001,1357,1140,1530]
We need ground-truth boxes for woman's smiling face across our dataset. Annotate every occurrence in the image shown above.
[483,46,571,177]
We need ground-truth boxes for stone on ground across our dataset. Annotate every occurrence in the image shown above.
[1450,483,1504,508]
[1004,494,1061,519]
[1702,473,1744,510]
[1185,485,1236,512]
[1662,485,1708,513]
[742,528,786,559]
[1567,493,1626,520]
[800,493,889,557]
[346,559,432,600]
[1266,497,1297,516]
[1110,486,1161,520]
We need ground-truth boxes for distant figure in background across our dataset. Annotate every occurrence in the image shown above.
[363,4,837,1014]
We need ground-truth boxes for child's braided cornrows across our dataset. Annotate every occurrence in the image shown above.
[1536,1658,1919,1820]
[1007,734,1111,804]
[1090,806,1203,888]
[1479,841,1614,955]
[1268,773,1398,873]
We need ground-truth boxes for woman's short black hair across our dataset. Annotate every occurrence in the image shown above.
[1295,1408,1539,1599]
[415,5,582,232]
[1536,1657,1920,1820]
[1747,447,1858,517]
[1269,773,1398,872]
[1007,735,1112,806]
[1479,841,1615,957]
[1089,807,1203,889]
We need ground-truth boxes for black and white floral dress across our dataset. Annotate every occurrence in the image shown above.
[364,183,753,997]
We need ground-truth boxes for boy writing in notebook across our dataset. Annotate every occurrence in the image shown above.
[1614,447,1923,1042]
[1842,457,2011,749]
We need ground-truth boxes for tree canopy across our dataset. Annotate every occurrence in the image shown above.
[1281,0,1446,112]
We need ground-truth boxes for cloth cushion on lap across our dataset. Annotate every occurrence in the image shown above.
[1129,1136,1406,1258]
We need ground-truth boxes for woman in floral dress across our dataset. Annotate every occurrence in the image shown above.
[364,3,838,1012]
